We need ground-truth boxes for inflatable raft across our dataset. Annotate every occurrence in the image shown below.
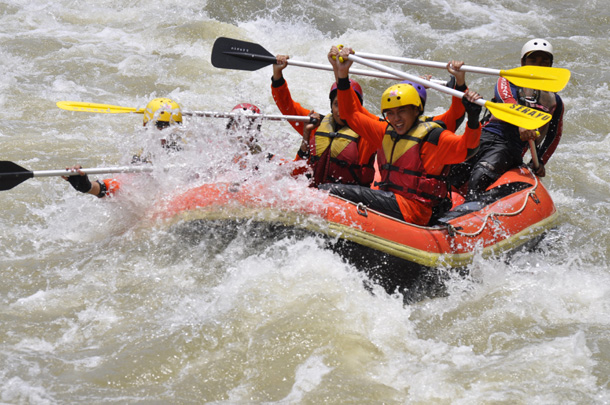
[153,166,558,297]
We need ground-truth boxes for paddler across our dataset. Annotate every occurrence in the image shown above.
[271,53,377,188]
[224,102,283,170]
[63,97,182,198]
[225,103,265,156]
[320,45,483,226]
[449,38,565,200]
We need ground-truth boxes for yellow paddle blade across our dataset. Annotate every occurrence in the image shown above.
[500,66,571,92]
[56,101,144,114]
[485,101,553,130]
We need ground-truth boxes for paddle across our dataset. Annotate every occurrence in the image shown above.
[210,37,447,85]
[529,140,540,171]
[56,101,320,124]
[0,161,153,191]
[528,130,542,171]
[351,51,571,92]
[344,54,552,130]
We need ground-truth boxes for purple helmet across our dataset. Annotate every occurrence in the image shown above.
[400,80,427,108]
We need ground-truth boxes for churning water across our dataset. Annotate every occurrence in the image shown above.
[1,0,609,402]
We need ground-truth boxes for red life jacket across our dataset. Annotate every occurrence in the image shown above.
[375,119,449,207]
[309,115,375,187]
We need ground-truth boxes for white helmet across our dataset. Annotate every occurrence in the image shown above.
[521,38,553,60]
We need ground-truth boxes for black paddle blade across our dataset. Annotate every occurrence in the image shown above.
[0,161,33,191]
[211,37,277,71]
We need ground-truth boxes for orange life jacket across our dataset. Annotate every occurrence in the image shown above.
[375,119,449,207]
[102,178,121,197]
[309,115,375,187]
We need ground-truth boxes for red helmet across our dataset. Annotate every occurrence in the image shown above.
[231,103,261,114]
[227,103,262,132]
[329,79,363,104]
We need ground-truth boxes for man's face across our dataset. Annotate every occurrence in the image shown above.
[523,51,553,67]
[331,97,345,126]
[384,105,420,135]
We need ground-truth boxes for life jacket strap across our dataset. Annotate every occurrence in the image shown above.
[316,131,360,143]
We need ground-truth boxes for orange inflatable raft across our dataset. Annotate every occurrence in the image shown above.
[153,166,558,294]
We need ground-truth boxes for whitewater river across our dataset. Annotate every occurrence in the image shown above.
[1,0,609,402]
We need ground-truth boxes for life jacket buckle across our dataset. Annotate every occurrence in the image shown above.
[530,192,540,204]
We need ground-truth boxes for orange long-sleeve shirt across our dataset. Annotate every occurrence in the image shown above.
[271,77,377,166]
[337,78,481,225]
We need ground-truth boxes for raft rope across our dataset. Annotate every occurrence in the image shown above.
[448,167,540,238]
[332,166,541,238]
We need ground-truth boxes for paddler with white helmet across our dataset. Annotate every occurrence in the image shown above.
[449,38,565,199]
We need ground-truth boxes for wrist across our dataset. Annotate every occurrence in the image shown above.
[271,75,285,88]
[337,66,350,79]
[467,116,480,129]
[95,180,107,198]
[337,77,351,90]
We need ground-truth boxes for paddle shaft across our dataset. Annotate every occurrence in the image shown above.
[0,161,154,191]
[529,130,542,170]
[31,166,153,178]
[352,51,571,92]
[354,51,501,76]
[529,140,540,170]
[346,54,485,107]
[221,49,446,84]
[284,58,446,84]
[184,111,317,122]
[57,102,322,123]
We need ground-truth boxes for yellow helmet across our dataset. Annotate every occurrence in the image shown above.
[143,98,182,127]
[380,83,422,113]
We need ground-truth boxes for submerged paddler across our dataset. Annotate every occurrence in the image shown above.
[449,38,566,200]
[225,103,265,156]
[63,99,285,198]
[320,45,483,226]
[63,97,183,198]
[224,102,283,169]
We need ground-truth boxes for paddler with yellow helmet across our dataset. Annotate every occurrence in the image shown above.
[63,97,183,198]
[320,46,484,226]
[140,97,184,152]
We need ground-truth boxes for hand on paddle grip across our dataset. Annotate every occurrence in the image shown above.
[462,90,483,129]
[519,127,539,142]
[298,111,321,159]
[336,45,353,63]
[308,114,321,126]
[63,165,93,193]
[447,60,466,88]
[273,54,289,80]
